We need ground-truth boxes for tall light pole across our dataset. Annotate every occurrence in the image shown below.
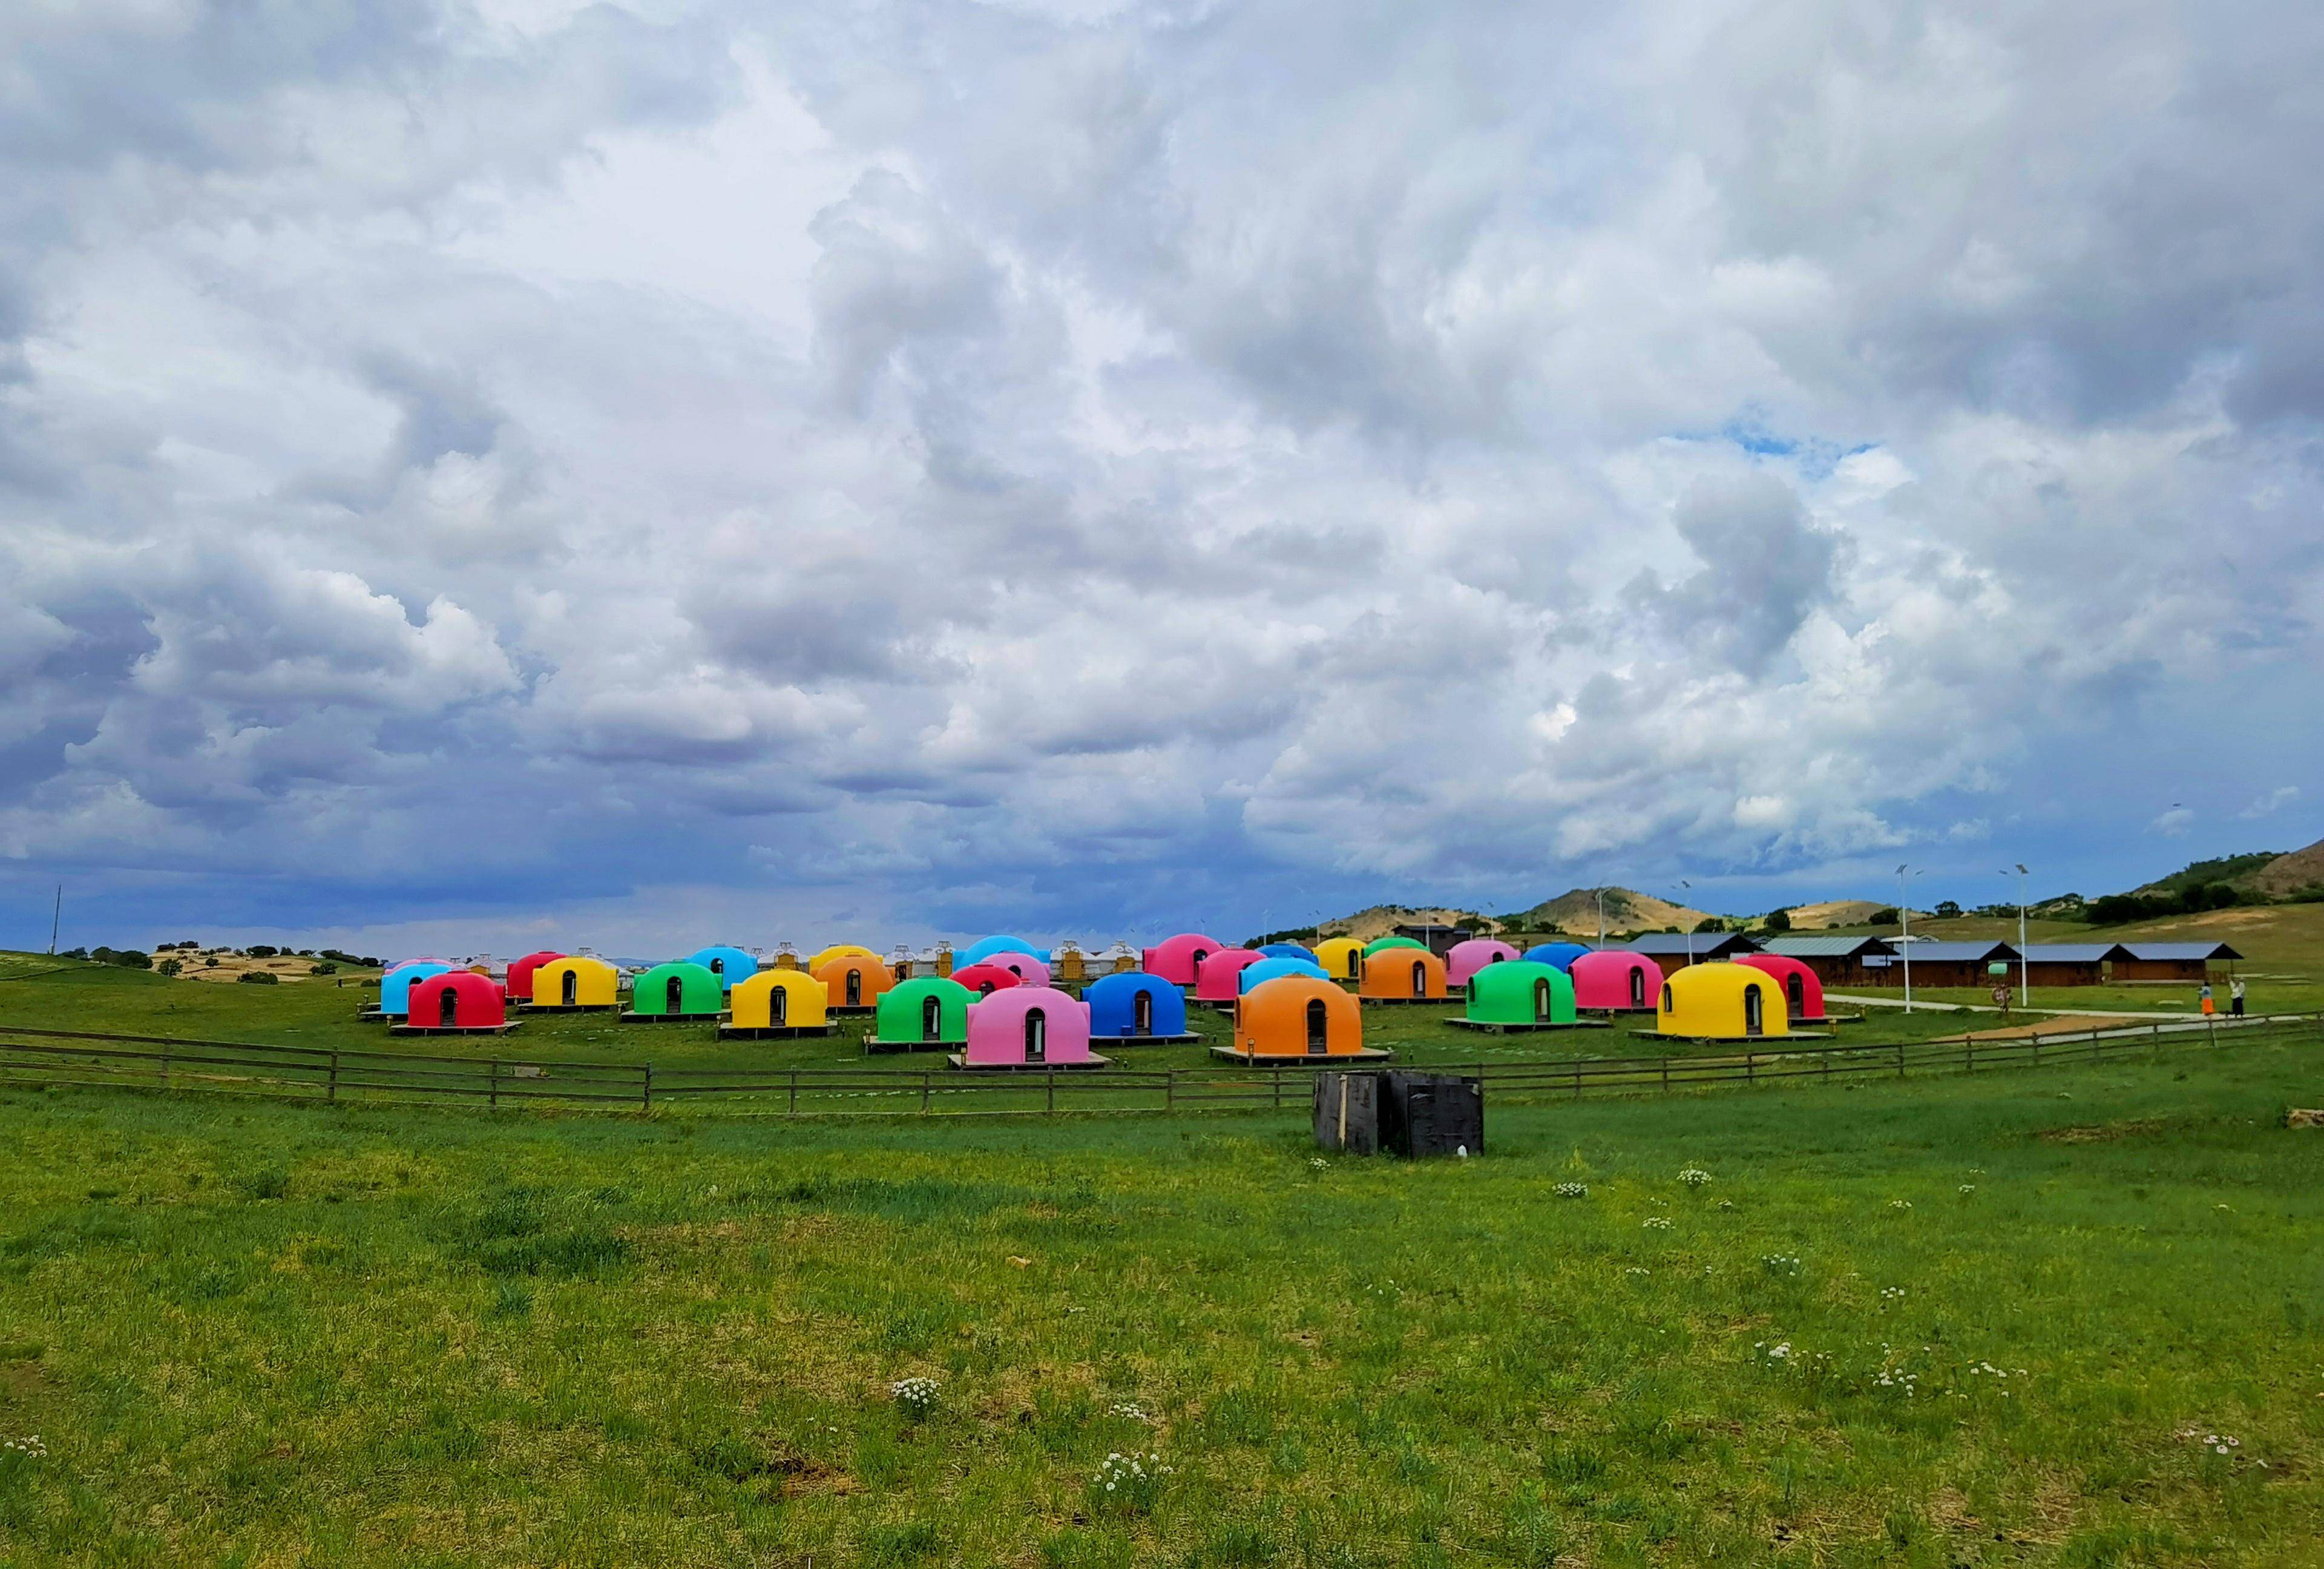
[2001,864,2029,1007]
[1594,887,1609,949]
[1674,881,1695,967]
[1896,865,1923,1012]
[48,884,61,956]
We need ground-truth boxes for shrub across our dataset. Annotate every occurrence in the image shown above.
[237,971,279,985]
[1870,907,1900,926]
[248,944,279,958]
[309,962,337,975]
[1934,900,1963,919]
[157,959,183,976]
[1763,907,1791,933]
[1693,916,1726,934]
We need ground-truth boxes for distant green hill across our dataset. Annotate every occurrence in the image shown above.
[2136,851,2283,898]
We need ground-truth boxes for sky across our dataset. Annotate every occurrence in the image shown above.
[2,0,2319,958]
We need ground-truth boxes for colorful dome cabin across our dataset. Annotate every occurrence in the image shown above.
[1217,975,1387,1064]
[809,943,880,973]
[394,972,517,1035]
[1362,936,1428,957]
[951,985,1109,1072]
[1521,941,1590,971]
[623,961,724,1023]
[867,976,975,1053]
[1653,963,1790,1041]
[1143,933,1223,987]
[373,961,453,1020]
[1192,948,1265,1005]
[1735,953,1834,1025]
[1084,972,1197,1042]
[1569,949,1658,1013]
[949,962,1023,998]
[1449,961,1583,1033]
[1444,938,1520,990]
[959,935,1050,966]
[1257,941,1318,963]
[505,950,566,1005]
[1313,936,1365,982]
[986,952,1052,988]
[1359,947,1449,1005]
[1238,956,1329,993]
[721,969,832,1038]
[527,955,621,1011]
[686,944,760,991]
[815,952,898,1013]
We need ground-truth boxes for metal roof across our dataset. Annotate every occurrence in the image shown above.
[1887,941,2018,962]
[2016,944,2133,964]
[1761,935,1896,958]
[2121,942,2243,961]
[1619,933,1760,956]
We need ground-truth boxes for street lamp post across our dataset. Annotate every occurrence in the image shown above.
[1594,887,1609,949]
[1896,866,1924,1012]
[2001,864,2030,1008]
[1674,881,1695,967]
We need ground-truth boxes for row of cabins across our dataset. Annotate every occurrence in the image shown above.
[1632,933,2242,988]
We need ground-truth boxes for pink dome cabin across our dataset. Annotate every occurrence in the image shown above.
[1143,933,1224,987]
[1569,950,1659,1013]
[1735,953,1831,1024]
[953,985,1109,1072]
[1192,948,1264,1004]
[394,972,516,1035]
[1444,939,1520,990]
[505,950,566,1005]
[986,952,1052,988]
[950,962,1023,998]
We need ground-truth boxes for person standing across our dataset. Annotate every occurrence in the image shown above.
[2199,981,2215,1016]
[2231,976,2247,1017]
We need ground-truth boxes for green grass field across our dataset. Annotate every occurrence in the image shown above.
[3,1027,2323,1566]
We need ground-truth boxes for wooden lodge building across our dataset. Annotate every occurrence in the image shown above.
[1758,935,1897,988]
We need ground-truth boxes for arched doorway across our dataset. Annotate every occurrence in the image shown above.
[770,985,787,1026]
[1744,984,1764,1036]
[1305,998,1328,1054]
[1533,978,1552,1023]
[665,975,685,1014]
[1628,967,1646,1009]
[1785,974,1805,1016]
[921,995,942,1041]
[561,969,577,1007]
[1344,950,1360,979]
[1133,989,1153,1034]
[1024,1007,1047,1063]
[439,987,460,1028]
[709,957,724,981]
[1411,960,1426,996]
[845,969,862,1007]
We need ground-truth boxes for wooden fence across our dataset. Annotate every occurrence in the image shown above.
[0,1014,2313,1120]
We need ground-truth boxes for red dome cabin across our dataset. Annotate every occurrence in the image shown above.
[393,971,518,1035]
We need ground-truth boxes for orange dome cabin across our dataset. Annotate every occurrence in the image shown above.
[1215,975,1389,1064]
[393,971,517,1035]
[814,952,898,1014]
[1358,948,1449,1005]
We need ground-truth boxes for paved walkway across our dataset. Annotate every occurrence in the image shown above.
[1828,992,2209,1021]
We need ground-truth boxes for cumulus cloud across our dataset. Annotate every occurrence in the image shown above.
[1,0,2319,949]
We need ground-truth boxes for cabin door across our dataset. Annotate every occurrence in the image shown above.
[1411,961,1427,996]
[1534,979,1551,1023]
[1785,975,1804,1017]
[439,988,460,1028]
[770,985,787,1026]
[1744,986,1764,1036]
[665,975,684,1013]
[845,970,862,1007]
[1133,990,1153,1035]
[562,969,578,1007]
[921,996,942,1041]
[1306,998,1328,1055]
[1628,968,1646,1009]
[1025,1008,1046,1063]
[1345,950,1360,979]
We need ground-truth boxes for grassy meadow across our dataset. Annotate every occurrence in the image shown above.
[2,1031,2323,1565]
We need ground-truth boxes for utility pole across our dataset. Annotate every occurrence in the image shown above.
[48,884,61,955]
[1675,881,1695,967]
[1595,887,1609,949]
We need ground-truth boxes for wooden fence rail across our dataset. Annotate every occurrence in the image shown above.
[0,1013,2313,1120]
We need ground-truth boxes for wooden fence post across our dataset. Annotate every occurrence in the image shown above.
[488,1061,499,1110]
[642,1064,653,1110]
[1047,1067,1057,1114]
[922,1073,932,1113]
[327,1051,339,1104]
[1895,1041,1906,1078]
[788,1070,798,1116]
